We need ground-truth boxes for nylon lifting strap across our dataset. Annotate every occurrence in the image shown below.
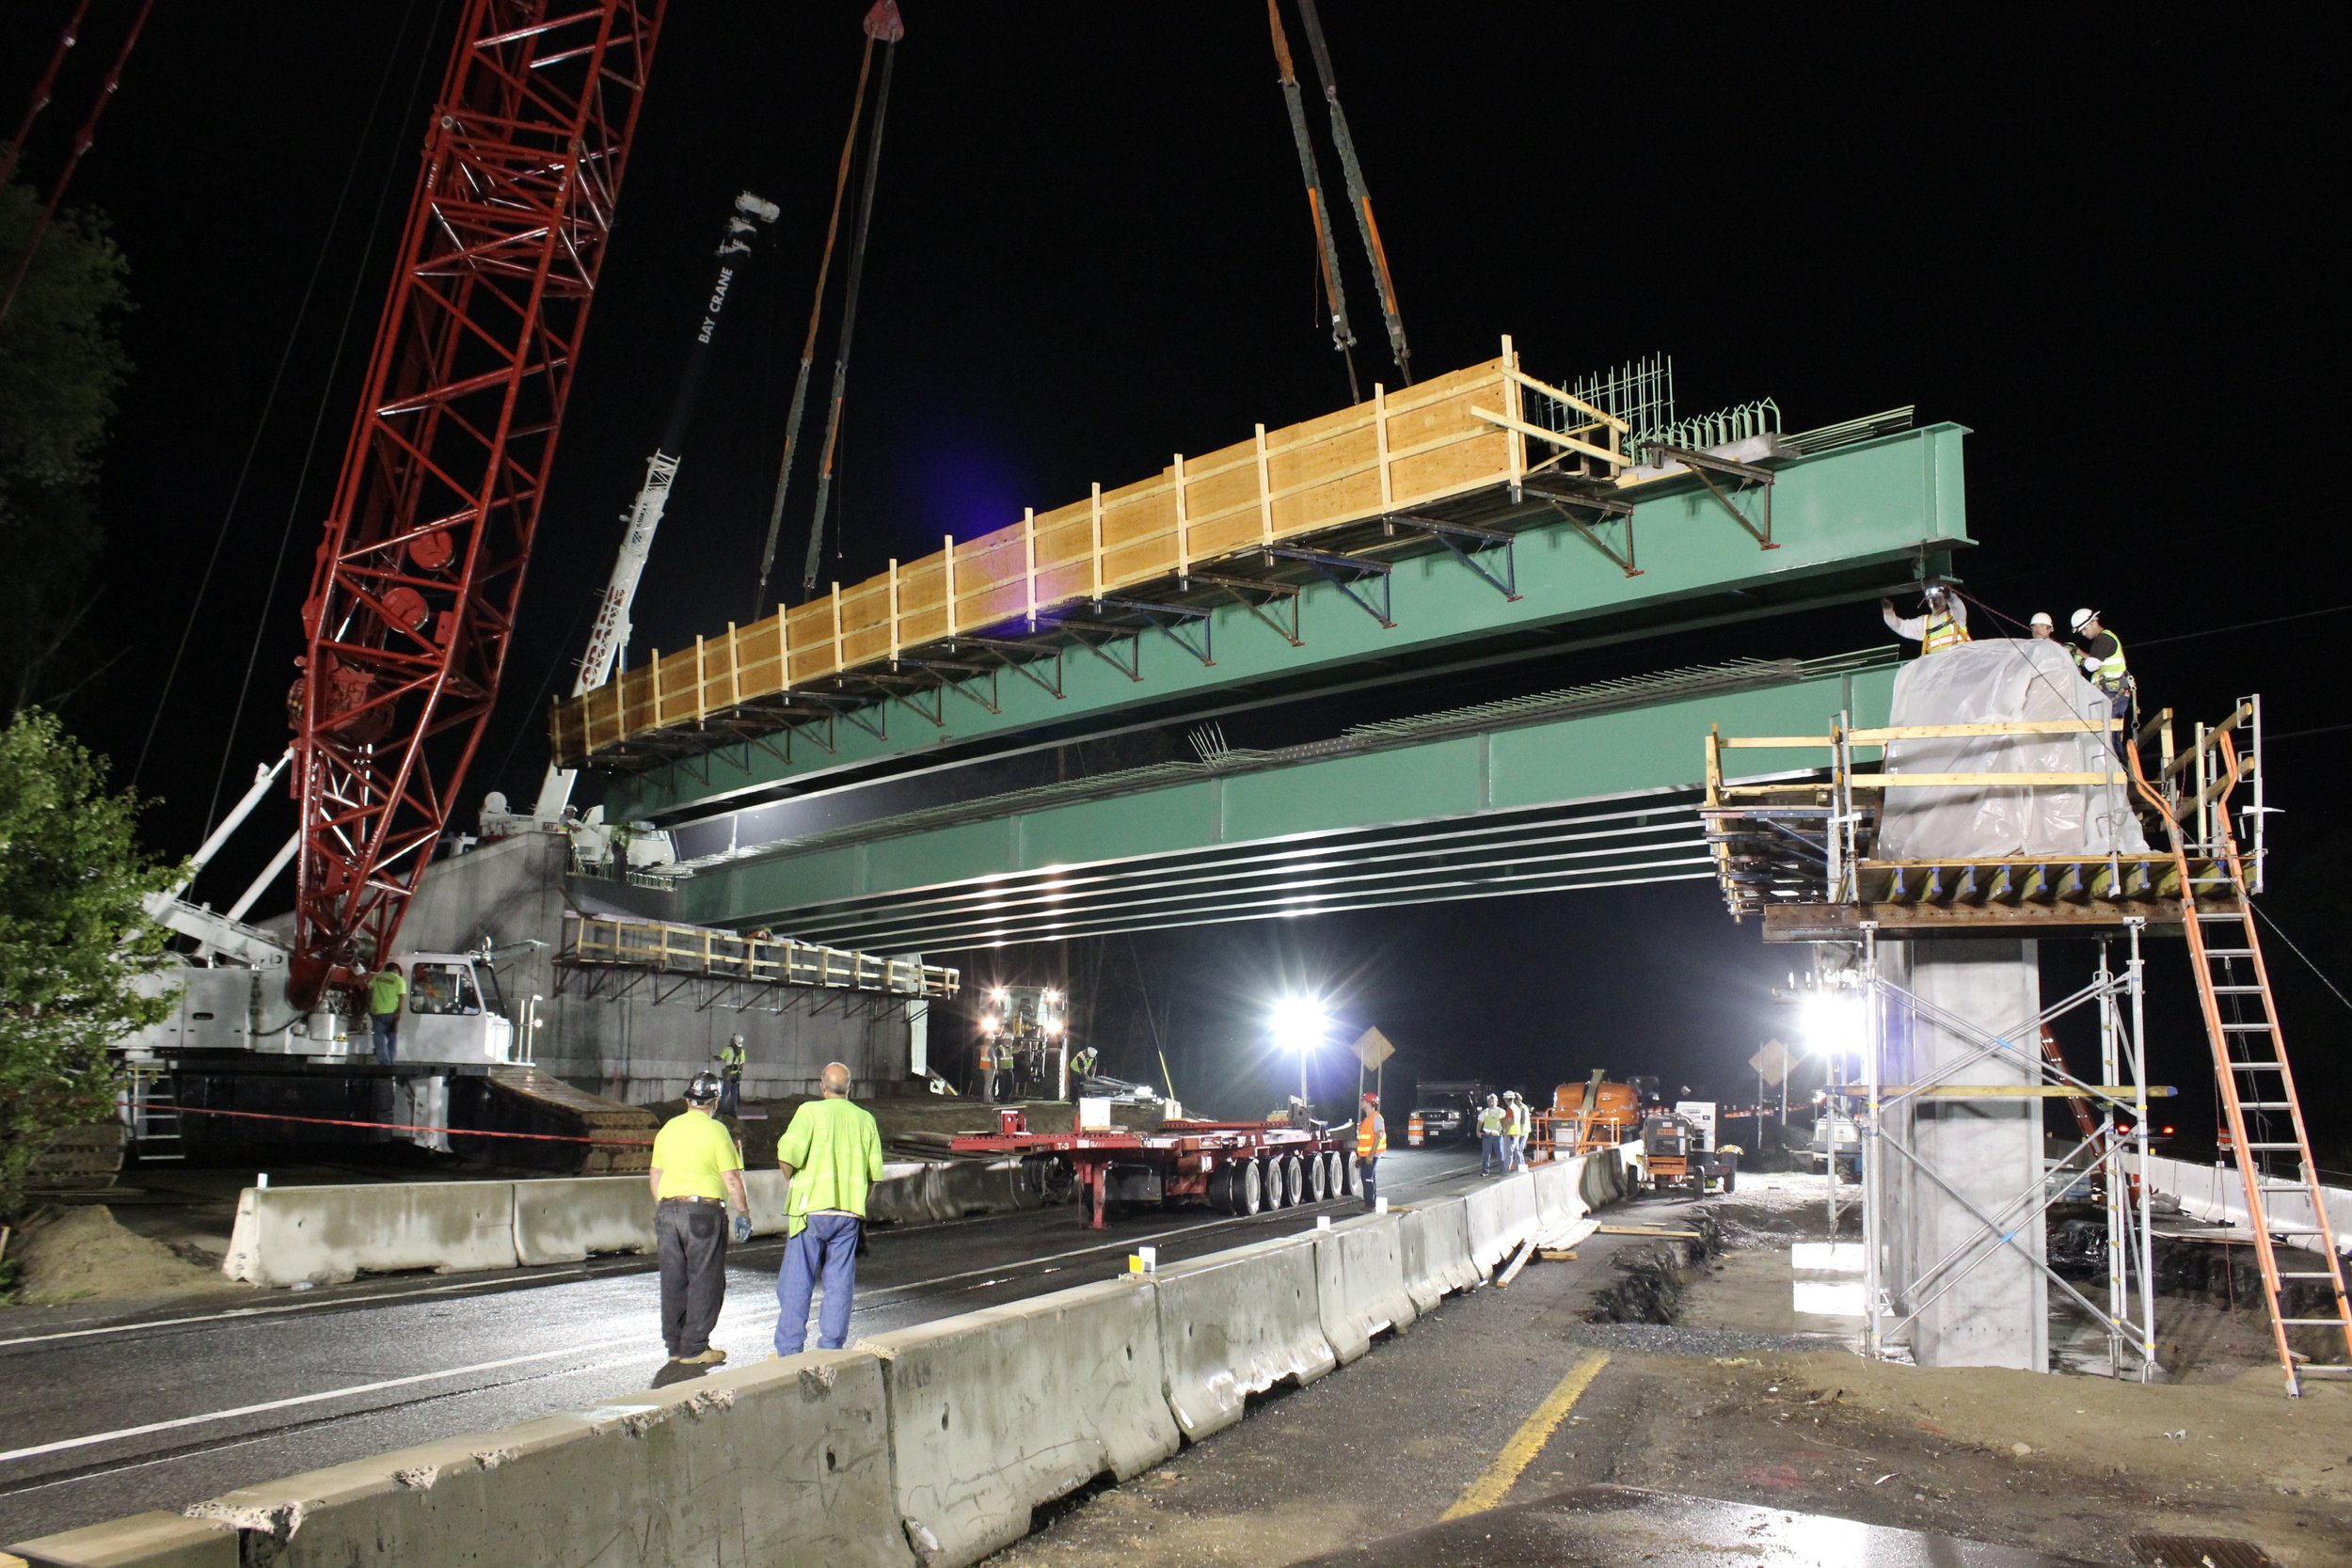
[1292,0,1411,385]
[797,2,902,599]
[1264,0,1359,403]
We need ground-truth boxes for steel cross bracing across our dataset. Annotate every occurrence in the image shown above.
[1852,923,2164,1383]
[289,1,663,1007]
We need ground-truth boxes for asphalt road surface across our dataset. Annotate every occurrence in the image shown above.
[0,1146,1484,1543]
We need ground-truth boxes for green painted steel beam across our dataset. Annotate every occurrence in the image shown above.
[675,657,1896,951]
[612,424,1965,823]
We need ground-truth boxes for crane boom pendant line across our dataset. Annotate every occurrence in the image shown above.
[289,0,666,1010]
[1264,0,1359,403]
[535,190,780,824]
[1293,0,1409,385]
[752,3,892,617]
[799,5,903,599]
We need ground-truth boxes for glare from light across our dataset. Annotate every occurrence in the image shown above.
[1271,995,1328,1054]
[1043,1017,1064,1036]
[990,988,1009,1005]
[1042,989,1060,1005]
[981,1015,1000,1035]
[1800,991,1865,1062]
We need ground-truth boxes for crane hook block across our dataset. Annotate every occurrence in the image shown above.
[865,1,905,43]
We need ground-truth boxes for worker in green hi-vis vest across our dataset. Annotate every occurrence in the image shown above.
[714,1033,746,1117]
[367,961,406,1068]
[772,1062,885,1356]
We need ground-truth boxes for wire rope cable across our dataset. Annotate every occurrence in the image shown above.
[132,0,429,797]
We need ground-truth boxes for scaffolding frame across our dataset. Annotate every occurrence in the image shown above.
[1853,921,2160,1380]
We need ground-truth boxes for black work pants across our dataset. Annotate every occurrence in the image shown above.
[1357,1155,1378,1211]
[656,1198,728,1357]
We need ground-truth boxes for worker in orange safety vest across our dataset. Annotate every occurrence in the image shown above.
[1355,1090,1387,1212]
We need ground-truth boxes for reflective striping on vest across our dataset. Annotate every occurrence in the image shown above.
[1922,611,1970,653]
[1358,1113,1387,1158]
[2090,630,2127,686]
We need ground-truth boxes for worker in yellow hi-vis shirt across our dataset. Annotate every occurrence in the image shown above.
[646,1071,751,1367]
[772,1061,885,1355]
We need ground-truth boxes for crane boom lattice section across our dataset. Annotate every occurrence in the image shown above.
[290,0,664,1008]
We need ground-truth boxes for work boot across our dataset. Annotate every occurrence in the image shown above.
[682,1346,727,1366]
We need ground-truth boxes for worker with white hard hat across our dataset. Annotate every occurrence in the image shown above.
[1880,582,1970,655]
[2029,611,2056,640]
[2068,609,2132,752]
[1477,1093,1507,1177]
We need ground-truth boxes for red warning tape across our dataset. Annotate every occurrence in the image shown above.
[170,1104,656,1147]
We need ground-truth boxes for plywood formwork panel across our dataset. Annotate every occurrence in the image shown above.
[553,346,1533,767]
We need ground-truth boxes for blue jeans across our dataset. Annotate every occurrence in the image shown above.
[775,1212,861,1355]
[1507,1135,1526,1173]
[371,1013,398,1067]
[1481,1133,1502,1175]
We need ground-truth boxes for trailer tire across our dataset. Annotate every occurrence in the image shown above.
[1239,1158,1264,1215]
[1266,1156,1291,1209]
[1335,1150,1355,1196]
[1303,1150,1327,1202]
[1284,1153,1310,1208]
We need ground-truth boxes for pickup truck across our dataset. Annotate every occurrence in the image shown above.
[1407,1080,1485,1146]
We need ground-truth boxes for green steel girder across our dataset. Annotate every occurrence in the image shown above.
[675,657,1898,952]
[612,423,1966,823]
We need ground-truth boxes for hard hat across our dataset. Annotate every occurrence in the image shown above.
[2029,611,2053,628]
[729,1032,745,1046]
[685,1070,723,1103]
[2071,608,2097,632]
[1362,1089,1379,1102]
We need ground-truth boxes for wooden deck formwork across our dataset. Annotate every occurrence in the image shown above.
[551,337,1634,769]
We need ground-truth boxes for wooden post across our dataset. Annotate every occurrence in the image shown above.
[1254,422,1275,546]
[1089,482,1104,600]
[777,604,791,690]
[1172,453,1189,576]
[1374,384,1392,511]
[693,636,707,723]
[1501,335,1525,486]
[831,582,844,676]
[944,534,959,636]
[1024,507,1038,628]
[887,558,900,662]
[726,623,740,708]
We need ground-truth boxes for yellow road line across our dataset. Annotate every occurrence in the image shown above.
[1439,1352,1611,1520]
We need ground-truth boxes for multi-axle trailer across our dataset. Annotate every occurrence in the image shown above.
[950,1117,1356,1227]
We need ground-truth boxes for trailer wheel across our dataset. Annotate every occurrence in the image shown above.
[1283,1153,1309,1208]
[1303,1150,1328,1202]
[1206,1165,1233,1214]
[1239,1158,1264,1215]
[1266,1156,1291,1209]
[1332,1150,1353,1196]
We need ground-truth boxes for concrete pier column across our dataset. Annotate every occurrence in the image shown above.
[1878,938,2048,1371]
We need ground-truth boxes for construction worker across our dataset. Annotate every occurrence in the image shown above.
[2029,611,2056,640]
[367,959,405,1068]
[1068,1043,1100,1088]
[977,1037,997,1103]
[1879,584,1970,655]
[1354,1089,1387,1212]
[2069,609,2133,750]
[1505,1090,1533,1172]
[714,1033,747,1117]
[646,1070,753,1367]
[1477,1093,1507,1176]
[773,1061,886,1355]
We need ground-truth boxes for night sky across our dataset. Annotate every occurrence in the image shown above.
[7,7,2345,1148]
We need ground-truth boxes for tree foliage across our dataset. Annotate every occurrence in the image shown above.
[0,177,134,711]
[0,709,179,1219]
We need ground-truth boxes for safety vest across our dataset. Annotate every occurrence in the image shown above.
[720,1041,745,1074]
[2087,631,2127,689]
[1922,610,1970,654]
[978,1043,995,1070]
[1508,1104,1532,1137]
[1478,1106,1505,1136]
[1357,1111,1387,1158]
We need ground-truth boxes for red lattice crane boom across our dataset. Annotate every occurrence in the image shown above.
[288,1,666,1008]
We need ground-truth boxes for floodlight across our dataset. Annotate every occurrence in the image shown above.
[981,1015,1000,1035]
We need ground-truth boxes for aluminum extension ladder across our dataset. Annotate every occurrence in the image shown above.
[126,1069,183,1162]
[2137,730,2352,1395]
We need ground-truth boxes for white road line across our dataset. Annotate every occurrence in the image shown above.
[0,1159,1487,1472]
[0,1337,644,1467]
[0,1271,604,1351]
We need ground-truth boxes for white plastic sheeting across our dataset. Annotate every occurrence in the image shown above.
[1875,639,2148,860]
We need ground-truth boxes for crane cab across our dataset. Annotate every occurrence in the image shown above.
[382,952,516,1066]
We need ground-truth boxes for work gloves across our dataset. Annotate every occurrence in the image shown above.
[732,1212,754,1244]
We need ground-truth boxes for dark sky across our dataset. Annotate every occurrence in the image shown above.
[7,6,2346,1144]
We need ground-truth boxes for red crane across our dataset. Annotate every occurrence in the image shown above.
[288,1,666,1009]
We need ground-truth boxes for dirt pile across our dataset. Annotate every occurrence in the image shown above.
[8,1204,225,1305]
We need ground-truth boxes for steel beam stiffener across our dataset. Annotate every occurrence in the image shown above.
[288,2,665,1008]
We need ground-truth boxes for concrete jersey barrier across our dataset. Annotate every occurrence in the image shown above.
[1153,1236,1336,1440]
[1397,1196,1482,1308]
[1531,1157,1586,1231]
[1462,1172,1540,1272]
[221,1180,519,1288]
[512,1175,655,1265]
[1311,1214,1417,1363]
[876,1277,1176,1568]
[15,1351,906,1568]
